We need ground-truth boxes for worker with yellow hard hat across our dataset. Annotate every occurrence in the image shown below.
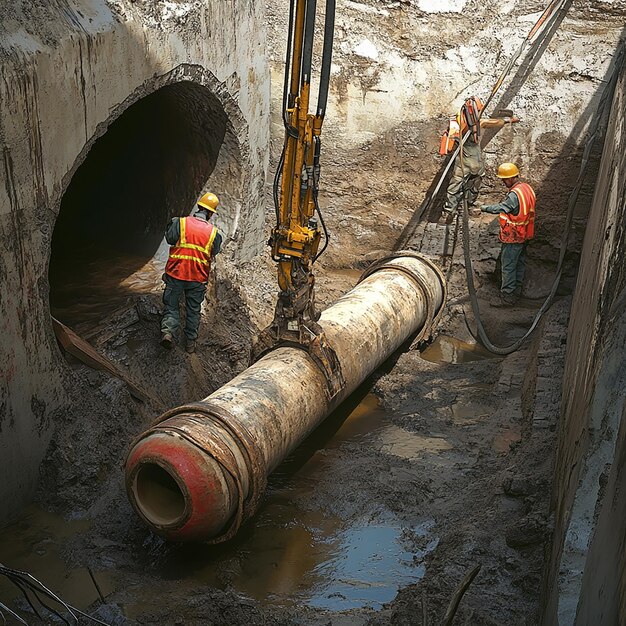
[480,163,536,307]
[160,192,223,353]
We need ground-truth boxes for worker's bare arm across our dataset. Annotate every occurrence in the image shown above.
[480,117,520,129]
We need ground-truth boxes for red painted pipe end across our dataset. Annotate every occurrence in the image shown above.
[125,431,235,542]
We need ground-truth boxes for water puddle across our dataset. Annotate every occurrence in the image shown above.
[379,425,453,458]
[151,392,440,611]
[0,507,114,612]
[420,335,493,364]
[450,400,491,423]
[1,393,439,617]
[154,504,436,611]
[306,522,437,611]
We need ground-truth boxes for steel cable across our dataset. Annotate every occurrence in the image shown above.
[401,0,568,232]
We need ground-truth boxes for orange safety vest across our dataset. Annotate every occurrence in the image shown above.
[499,182,536,243]
[165,216,218,283]
[439,96,485,155]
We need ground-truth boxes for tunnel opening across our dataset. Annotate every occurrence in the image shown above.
[133,463,187,527]
[49,80,242,332]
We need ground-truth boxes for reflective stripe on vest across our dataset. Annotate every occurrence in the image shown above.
[498,182,536,243]
[165,217,217,282]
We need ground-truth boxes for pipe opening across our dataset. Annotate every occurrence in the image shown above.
[133,462,187,527]
[48,80,242,332]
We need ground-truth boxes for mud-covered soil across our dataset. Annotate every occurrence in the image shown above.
[3,0,620,623]
[0,213,568,626]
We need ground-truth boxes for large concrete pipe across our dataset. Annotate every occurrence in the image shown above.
[125,253,445,543]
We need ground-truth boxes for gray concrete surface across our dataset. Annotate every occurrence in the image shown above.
[540,44,626,626]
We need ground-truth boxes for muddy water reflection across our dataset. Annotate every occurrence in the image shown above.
[420,334,493,364]
[1,395,439,615]
[0,507,114,612]
[49,243,167,331]
[157,393,439,610]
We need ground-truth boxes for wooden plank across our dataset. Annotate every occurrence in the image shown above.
[52,317,150,403]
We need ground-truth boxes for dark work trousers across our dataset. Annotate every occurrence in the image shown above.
[500,242,527,295]
[443,140,485,215]
[161,274,207,341]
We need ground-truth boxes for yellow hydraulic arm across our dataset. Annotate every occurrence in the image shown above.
[255,0,344,397]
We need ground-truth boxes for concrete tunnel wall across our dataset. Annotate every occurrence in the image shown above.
[0,0,269,526]
[540,48,626,625]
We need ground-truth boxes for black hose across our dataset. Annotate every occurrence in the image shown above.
[316,0,335,118]
[301,0,316,87]
[273,143,286,229]
[282,0,296,128]
[461,40,624,355]
[313,192,330,262]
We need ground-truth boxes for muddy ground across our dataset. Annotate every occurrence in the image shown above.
[0,210,568,626]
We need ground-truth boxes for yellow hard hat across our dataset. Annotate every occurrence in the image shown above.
[496,163,520,179]
[197,192,219,213]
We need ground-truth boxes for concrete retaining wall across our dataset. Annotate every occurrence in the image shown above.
[0,0,268,525]
[540,45,626,626]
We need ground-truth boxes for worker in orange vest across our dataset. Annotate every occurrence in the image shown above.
[480,163,536,307]
[439,96,519,225]
[160,192,223,352]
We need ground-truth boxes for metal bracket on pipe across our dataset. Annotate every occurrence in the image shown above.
[358,251,447,347]
[252,320,345,400]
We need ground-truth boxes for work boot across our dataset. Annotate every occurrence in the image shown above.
[437,211,454,226]
[490,293,518,308]
[160,332,173,349]
[185,339,196,354]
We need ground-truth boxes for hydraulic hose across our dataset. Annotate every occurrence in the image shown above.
[282,0,296,126]
[316,0,335,118]
[301,0,316,87]
[460,41,625,355]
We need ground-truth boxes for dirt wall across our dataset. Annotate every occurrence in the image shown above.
[540,45,626,626]
[0,0,269,526]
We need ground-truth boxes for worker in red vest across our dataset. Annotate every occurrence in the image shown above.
[160,192,223,352]
[480,163,536,307]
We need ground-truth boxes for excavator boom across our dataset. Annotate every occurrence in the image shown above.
[255,0,344,398]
